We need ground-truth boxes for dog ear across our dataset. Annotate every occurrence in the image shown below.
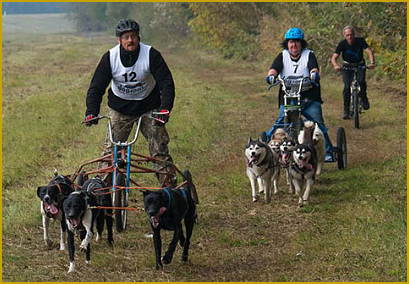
[37,186,45,198]
[247,137,252,144]
[142,190,151,196]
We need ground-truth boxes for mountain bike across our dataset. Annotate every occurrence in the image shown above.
[342,64,368,129]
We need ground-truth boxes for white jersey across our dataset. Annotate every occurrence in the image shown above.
[280,49,311,78]
[109,42,156,100]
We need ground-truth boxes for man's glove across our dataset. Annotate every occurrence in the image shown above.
[154,110,170,124]
[310,71,320,83]
[84,114,98,126]
[266,75,275,85]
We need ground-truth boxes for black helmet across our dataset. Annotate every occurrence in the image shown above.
[115,19,140,37]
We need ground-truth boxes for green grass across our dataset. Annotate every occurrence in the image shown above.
[2,15,407,282]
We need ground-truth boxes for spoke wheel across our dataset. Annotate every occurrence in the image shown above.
[352,91,360,129]
[113,173,127,232]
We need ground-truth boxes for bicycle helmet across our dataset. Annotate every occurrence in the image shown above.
[115,19,140,37]
[284,28,304,40]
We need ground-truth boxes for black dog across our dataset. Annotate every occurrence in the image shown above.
[143,172,198,270]
[63,177,113,273]
[37,172,74,250]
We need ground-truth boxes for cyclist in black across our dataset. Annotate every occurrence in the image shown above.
[331,26,375,119]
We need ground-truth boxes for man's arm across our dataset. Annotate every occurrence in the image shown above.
[86,52,112,116]
[150,48,175,112]
[365,47,375,69]
[331,53,341,71]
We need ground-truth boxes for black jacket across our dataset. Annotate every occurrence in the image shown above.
[86,44,175,117]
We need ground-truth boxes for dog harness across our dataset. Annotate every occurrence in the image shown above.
[163,187,189,220]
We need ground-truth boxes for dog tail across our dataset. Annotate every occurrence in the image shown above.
[183,170,199,205]
[53,168,59,177]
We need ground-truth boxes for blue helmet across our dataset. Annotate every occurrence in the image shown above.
[284,28,304,40]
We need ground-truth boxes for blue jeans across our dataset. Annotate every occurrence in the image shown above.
[266,100,333,154]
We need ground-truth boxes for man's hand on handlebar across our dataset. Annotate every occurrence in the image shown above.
[153,110,170,124]
[266,75,275,85]
[84,114,99,126]
[310,71,320,83]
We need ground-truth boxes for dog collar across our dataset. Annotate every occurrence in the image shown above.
[163,187,171,209]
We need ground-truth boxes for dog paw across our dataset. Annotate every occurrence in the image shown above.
[181,254,188,262]
[59,244,66,251]
[79,244,88,252]
[45,239,53,247]
[68,262,75,273]
[155,262,163,270]
[258,189,265,194]
[252,196,258,202]
[162,255,172,265]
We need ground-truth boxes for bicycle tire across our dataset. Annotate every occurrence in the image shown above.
[336,127,347,170]
[114,172,127,232]
[352,90,360,129]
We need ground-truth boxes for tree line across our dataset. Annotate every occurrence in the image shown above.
[63,2,406,81]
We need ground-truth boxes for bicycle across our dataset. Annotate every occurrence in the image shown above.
[341,64,368,129]
[265,75,348,170]
[73,111,198,232]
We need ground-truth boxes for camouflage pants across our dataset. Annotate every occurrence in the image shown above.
[99,108,175,185]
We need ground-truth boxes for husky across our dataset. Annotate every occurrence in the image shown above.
[268,129,291,194]
[298,121,325,175]
[245,138,278,203]
[291,125,317,206]
[279,137,297,194]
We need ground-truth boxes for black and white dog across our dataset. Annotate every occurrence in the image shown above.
[63,177,114,273]
[37,172,74,250]
[279,137,297,194]
[290,127,317,206]
[245,138,278,203]
[143,171,197,270]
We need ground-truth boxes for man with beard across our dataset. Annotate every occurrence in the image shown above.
[84,19,176,184]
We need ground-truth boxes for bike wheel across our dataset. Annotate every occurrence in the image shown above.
[336,127,347,170]
[352,91,360,129]
[114,172,128,232]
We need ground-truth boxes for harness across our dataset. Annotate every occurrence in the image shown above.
[163,187,189,220]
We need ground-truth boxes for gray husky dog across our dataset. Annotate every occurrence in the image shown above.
[245,138,278,203]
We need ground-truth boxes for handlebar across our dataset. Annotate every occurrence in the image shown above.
[82,111,165,147]
[267,75,316,92]
[341,65,369,72]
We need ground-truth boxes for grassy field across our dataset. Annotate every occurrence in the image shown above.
[2,14,407,281]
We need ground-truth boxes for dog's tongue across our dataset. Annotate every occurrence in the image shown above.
[281,153,289,165]
[70,218,80,228]
[47,204,59,215]
[248,156,257,168]
[299,159,313,170]
[158,207,167,216]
